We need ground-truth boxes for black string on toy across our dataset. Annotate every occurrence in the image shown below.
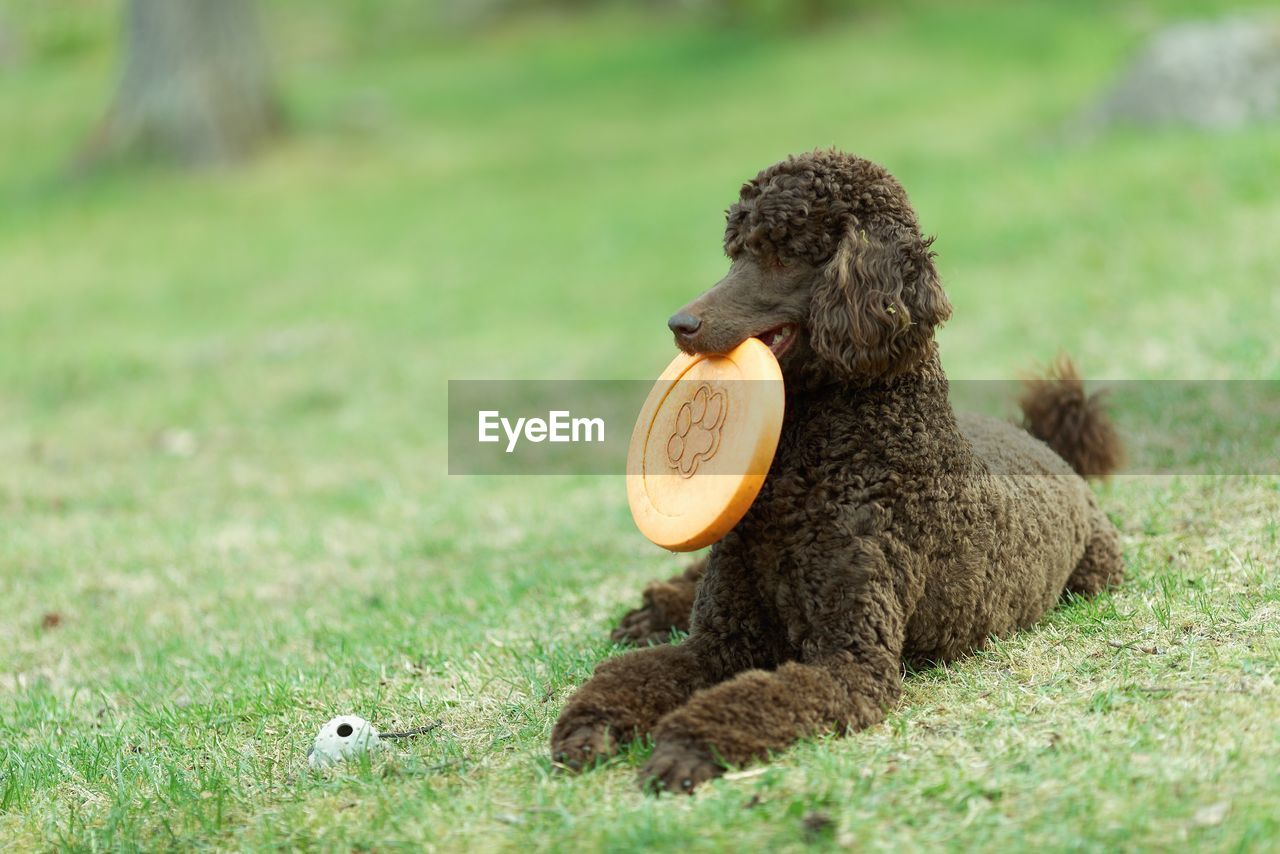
[378,721,443,740]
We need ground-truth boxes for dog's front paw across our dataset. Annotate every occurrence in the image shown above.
[550,719,618,771]
[610,607,676,646]
[610,584,690,646]
[639,738,724,794]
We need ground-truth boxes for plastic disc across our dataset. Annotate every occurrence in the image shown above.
[626,338,784,552]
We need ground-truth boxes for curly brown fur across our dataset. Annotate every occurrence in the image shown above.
[723,149,952,385]
[552,150,1125,793]
[1020,356,1124,479]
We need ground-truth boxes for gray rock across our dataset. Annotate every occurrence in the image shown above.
[1089,16,1280,130]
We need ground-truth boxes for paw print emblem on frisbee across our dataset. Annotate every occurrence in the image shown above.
[665,384,728,477]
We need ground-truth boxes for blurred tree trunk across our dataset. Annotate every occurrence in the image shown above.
[83,0,281,168]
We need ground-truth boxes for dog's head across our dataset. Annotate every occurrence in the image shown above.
[669,150,951,386]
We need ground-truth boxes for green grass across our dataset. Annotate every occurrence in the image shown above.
[2,0,1280,849]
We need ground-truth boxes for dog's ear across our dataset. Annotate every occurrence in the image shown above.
[808,223,951,379]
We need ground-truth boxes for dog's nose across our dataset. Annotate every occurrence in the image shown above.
[667,312,702,337]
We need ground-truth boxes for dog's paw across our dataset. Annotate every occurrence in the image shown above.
[609,584,688,646]
[638,738,724,794]
[610,607,676,646]
[550,721,617,772]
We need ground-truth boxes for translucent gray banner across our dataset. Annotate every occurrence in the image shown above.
[447,380,1280,475]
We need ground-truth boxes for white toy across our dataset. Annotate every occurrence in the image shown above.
[307,716,440,768]
[308,715,381,768]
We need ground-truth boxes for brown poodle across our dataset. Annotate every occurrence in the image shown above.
[551,150,1124,793]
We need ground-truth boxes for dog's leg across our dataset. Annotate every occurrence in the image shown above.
[554,549,768,770]
[550,638,727,770]
[1064,504,1124,597]
[639,650,902,792]
[610,556,707,645]
[639,538,910,793]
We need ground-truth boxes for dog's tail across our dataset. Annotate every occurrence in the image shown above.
[1019,356,1123,479]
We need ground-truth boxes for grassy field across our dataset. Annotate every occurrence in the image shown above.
[2,0,1279,849]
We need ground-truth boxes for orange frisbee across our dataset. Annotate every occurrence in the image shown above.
[626,338,785,552]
